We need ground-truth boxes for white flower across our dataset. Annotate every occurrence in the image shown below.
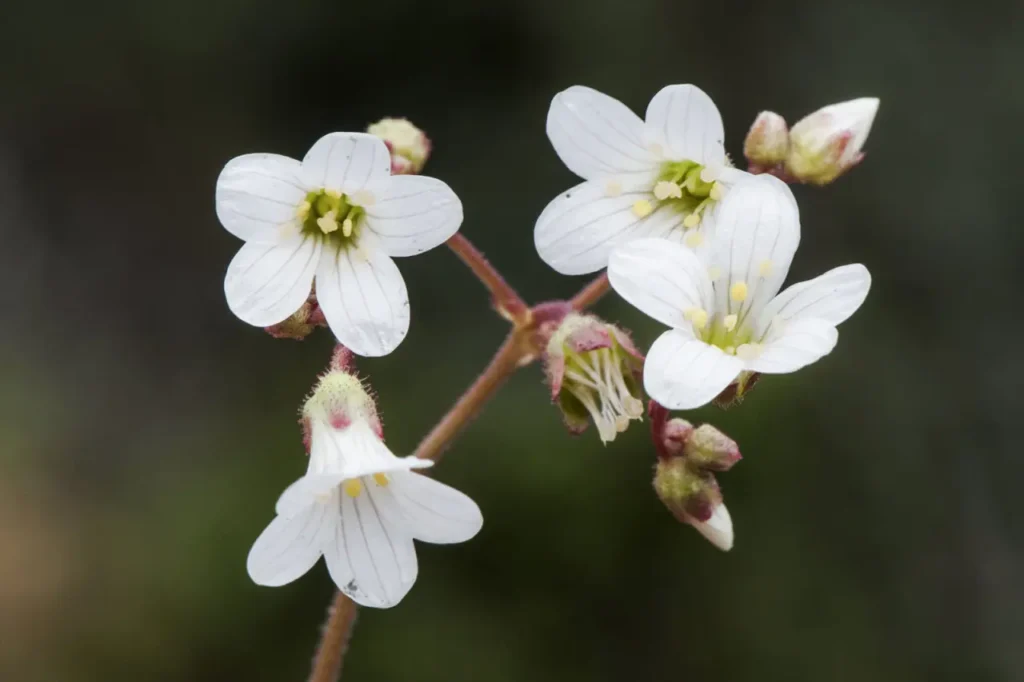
[607,174,871,410]
[534,84,756,275]
[216,132,463,356]
[247,372,483,608]
[786,98,879,185]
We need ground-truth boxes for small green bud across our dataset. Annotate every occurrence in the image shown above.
[743,111,789,168]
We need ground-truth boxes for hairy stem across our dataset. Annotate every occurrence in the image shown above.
[570,272,611,310]
[446,234,529,322]
[307,590,359,682]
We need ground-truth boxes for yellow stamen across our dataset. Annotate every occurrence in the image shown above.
[653,181,682,200]
[324,189,341,200]
[724,346,736,355]
[685,307,709,329]
[342,217,354,238]
[343,479,363,498]
[296,200,312,220]
[372,472,390,487]
[730,281,748,302]
[683,212,701,229]
[709,182,723,201]
[723,314,738,332]
[632,199,653,218]
[317,210,339,234]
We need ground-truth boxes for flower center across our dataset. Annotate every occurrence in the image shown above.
[297,189,367,248]
[629,160,723,247]
[683,304,761,360]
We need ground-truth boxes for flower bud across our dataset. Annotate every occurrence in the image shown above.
[367,117,432,175]
[684,424,741,472]
[785,97,879,185]
[653,458,733,551]
[660,417,694,458]
[743,111,789,168]
[543,313,644,443]
[301,365,382,450]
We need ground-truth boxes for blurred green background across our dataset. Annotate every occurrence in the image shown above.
[2,0,1022,680]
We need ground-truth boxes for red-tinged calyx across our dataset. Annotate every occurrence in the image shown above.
[542,313,644,444]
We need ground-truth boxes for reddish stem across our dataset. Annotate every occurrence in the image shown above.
[570,272,611,310]
[446,233,529,323]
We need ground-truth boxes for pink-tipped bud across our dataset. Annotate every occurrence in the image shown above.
[367,118,432,175]
[542,313,645,443]
[653,458,733,551]
[660,417,695,458]
[301,366,381,449]
[684,424,742,472]
[744,111,789,168]
[785,97,879,185]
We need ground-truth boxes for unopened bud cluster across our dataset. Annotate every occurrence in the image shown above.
[652,415,741,551]
[542,313,644,444]
[744,98,879,185]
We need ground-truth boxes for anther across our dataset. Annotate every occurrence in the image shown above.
[730,281,748,302]
[372,473,390,487]
[723,314,738,332]
[684,231,704,248]
[342,217,354,238]
[683,212,701,229]
[632,200,654,218]
[317,210,339,234]
[654,181,682,200]
[343,479,363,498]
[685,307,709,329]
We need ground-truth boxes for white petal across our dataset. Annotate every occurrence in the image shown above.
[315,240,410,357]
[534,181,661,275]
[308,421,433,480]
[384,471,483,544]
[644,84,726,166]
[301,132,392,196]
[216,153,307,243]
[710,174,800,322]
[746,317,838,374]
[247,501,331,587]
[757,264,871,334]
[608,238,713,330]
[364,175,463,257]
[689,503,733,551]
[323,484,417,608]
[275,474,346,517]
[546,86,659,183]
[224,236,321,327]
[643,330,744,410]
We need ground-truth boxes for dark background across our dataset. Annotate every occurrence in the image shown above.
[2,1,1022,680]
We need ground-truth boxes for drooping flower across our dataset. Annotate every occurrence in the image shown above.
[534,84,765,275]
[785,98,879,185]
[247,368,483,608]
[216,132,462,356]
[541,313,645,443]
[608,175,871,410]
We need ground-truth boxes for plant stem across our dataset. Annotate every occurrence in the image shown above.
[414,329,532,463]
[570,272,610,310]
[307,590,358,682]
[446,233,529,322]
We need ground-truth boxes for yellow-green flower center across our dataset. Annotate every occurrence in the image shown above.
[297,189,365,247]
[627,160,724,248]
